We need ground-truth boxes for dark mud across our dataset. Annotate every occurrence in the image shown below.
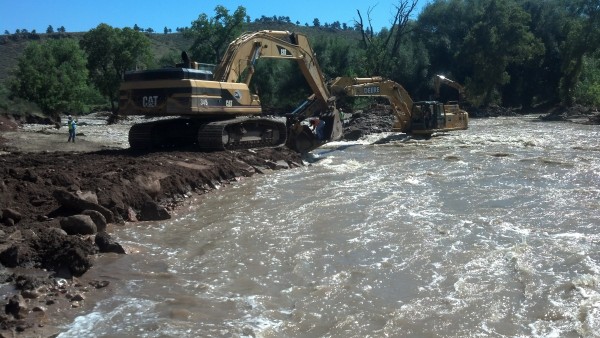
[0,119,303,336]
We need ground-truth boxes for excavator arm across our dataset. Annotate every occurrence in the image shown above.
[214,30,331,109]
[329,77,414,132]
[433,74,465,101]
[213,30,342,153]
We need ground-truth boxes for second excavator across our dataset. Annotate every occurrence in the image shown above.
[329,76,469,136]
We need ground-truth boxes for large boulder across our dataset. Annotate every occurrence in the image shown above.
[138,201,170,221]
[76,190,99,204]
[81,210,107,232]
[60,215,97,235]
[53,189,114,223]
[5,294,28,319]
[1,208,22,225]
[95,232,126,254]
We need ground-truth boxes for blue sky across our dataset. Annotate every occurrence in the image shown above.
[1,0,425,34]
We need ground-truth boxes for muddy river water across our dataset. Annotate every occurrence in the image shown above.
[58,117,599,337]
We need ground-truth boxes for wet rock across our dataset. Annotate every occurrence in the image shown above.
[126,207,138,222]
[47,227,68,237]
[95,232,125,254]
[53,189,114,223]
[0,245,29,268]
[138,201,170,221]
[342,129,365,141]
[60,215,97,235]
[89,280,110,289]
[70,294,85,302]
[76,190,99,204]
[5,294,27,319]
[1,208,22,225]
[21,289,42,299]
[266,160,290,170]
[253,166,272,175]
[55,246,93,277]
[81,210,107,232]
[32,306,47,313]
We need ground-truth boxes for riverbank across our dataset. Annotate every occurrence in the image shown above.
[0,115,304,336]
[0,104,597,336]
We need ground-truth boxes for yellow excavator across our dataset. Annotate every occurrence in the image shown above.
[329,76,468,136]
[433,74,466,102]
[118,30,342,153]
[118,30,467,153]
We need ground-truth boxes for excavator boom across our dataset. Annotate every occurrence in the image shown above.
[434,74,465,101]
[214,30,331,109]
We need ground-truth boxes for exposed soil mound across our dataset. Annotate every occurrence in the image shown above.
[538,104,600,123]
[341,105,395,140]
[0,142,302,335]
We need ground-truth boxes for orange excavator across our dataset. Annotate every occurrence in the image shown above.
[118,30,341,153]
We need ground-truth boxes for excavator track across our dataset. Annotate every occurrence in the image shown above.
[128,117,287,151]
[196,117,288,151]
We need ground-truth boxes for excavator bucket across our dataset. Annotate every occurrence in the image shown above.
[286,108,343,154]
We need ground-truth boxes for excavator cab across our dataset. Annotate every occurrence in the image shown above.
[410,101,468,135]
[411,101,441,130]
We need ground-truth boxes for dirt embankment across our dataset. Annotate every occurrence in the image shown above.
[0,115,304,336]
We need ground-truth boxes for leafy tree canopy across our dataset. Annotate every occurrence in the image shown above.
[186,5,246,64]
[80,23,153,112]
[9,38,89,117]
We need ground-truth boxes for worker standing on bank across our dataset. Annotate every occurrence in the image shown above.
[67,115,77,142]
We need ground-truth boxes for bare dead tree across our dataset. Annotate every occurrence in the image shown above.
[355,0,420,73]
[355,6,377,47]
[389,0,419,56]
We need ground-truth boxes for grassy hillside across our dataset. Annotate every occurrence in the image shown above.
[0,23,361,83]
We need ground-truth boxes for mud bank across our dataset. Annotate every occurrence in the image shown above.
[0,140,302,336]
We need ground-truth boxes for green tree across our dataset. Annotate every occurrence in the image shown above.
[505,0,565,107]
[46,25,54,34]
[558,0,600,105]
[311,36,362,78]
[574,53,600,105]
[186,5,246,64]
[459,0,543,106]
[80,23,153,113]
[9,39,89,117]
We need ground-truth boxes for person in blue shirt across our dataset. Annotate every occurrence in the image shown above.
[67,115,77,142]
[309,118,326,140]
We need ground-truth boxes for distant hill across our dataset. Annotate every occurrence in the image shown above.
[0,22,361,83]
